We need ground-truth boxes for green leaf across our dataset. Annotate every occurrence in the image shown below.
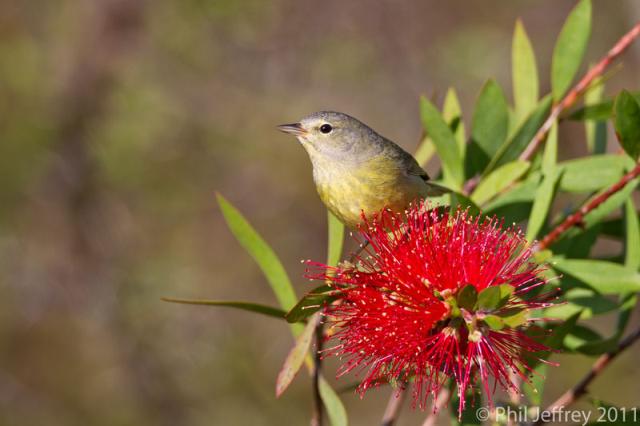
[420,96,464,189]
[327,211,344,267]
[488,95,552,170]
[319,376,348,426]
[568,91,640,121]
[484,174,540,211]
[558,154,627,193]
[625,199,640,270]
[471,160,530,205]
[544,288,618,319]
[443,87,466,160]
[537,311,583,363]
[551,0,592,100]
[582,174,639,228]
[414,135,435,166]
[616,292,637,333]
[526,168,561,242]
[542,121,558,175]
[471,80,509,171]
[450,384,482,425]
[512,20,539,124]
[584,77,607,154]
[161,297,286,319]
[457,284,478,311]
[477,286,501,310]
[217,194,298,311]
[483,314,505,330]
[476,285,512,310]
[449,192,481,216]
[285,285,342,323]
[614,90,640,160]
[569,100,613,121]
[524,363,547,406]
[276,313,319,397]
[552,258,640,294]
[500,309,528,328]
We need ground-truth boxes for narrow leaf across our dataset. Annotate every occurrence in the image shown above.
[161,298,286,319]
[551,0,592,100]
[625,199,640,271]
[327,211,344,267]
[483,314,505,330]
[286,285,342,323]
[524,363,547,406]
[420,96,464,189]
[443,87,466,160]
[217,194,298,311]
[276,313,319,397]
[614,90,640,160]
[544,288,618,320]
[558,154,627,193]
[582,175,639,228]
[526,168,561,242]
[471,160,530,206]
[552,258,640,294]
[489,95,552,170]
[584,77,606,153]
[512,20,539,123]
[414,136,435,166]
[457,284,478,311]
[542,122,558,175]
[477,286,501,310]
[568,91,640,121]
[319,376,349,426]
[471,80,509,169]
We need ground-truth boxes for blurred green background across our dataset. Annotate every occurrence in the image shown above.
[0,0,638,425]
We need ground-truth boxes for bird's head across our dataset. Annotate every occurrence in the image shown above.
[277,111,382,162]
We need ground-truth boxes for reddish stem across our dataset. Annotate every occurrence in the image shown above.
[535,161,640,251]
[519,23,640,162]
[535,326,640,425]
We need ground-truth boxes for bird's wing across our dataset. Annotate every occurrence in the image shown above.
[393,145,453,196]
[406,158,430,182]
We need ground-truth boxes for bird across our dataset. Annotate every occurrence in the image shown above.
[277,111,449,228]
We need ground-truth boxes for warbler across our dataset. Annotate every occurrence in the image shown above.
[278,111,448,228]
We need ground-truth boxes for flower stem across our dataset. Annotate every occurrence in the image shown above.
[534,325,640,425]
[535,161,640,252]
[519,22,640,162]
[381,384,407,426]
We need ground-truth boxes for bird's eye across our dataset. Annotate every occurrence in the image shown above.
[320,124,333,134]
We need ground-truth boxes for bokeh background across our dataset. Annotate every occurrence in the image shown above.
[0,0,639,425]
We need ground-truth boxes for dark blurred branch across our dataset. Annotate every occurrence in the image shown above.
[421,387,451,426]
[381,384,407,426]
[311,318,325,426]
[535,161,640,251]
[535,325,640,425]
[518,22,640,162]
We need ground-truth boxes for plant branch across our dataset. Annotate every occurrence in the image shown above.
[311,318,325,426]
[519,22,640,162]
[535,325,640,425]
[422,387,452,426]
[535,161,640,251]
[381,384,407,426]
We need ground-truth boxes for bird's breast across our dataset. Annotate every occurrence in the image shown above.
[312,157,426,228]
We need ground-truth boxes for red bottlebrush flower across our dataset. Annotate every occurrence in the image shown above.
[307,202,554,414]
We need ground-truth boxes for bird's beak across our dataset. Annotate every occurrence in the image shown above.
[277,122,307,136]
